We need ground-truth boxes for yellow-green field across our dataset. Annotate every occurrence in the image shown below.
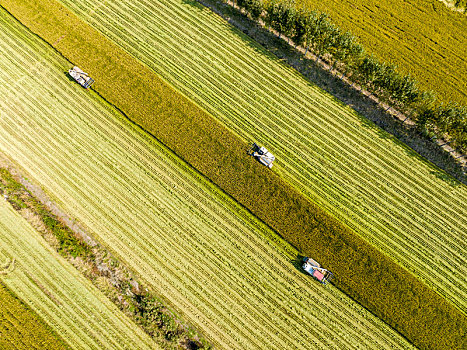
[295,0,467,104]
[0,7,415,349]
[2,1,465,348]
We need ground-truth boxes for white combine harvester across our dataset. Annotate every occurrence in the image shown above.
[248,143,275,168]
[68,66,94,89]
[302,257,334,285]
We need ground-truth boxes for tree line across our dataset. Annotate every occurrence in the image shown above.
[230,0,467,153]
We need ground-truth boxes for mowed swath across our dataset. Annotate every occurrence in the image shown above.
[0,10,414,349]
[0,203,157,350]
[56,0,467,311]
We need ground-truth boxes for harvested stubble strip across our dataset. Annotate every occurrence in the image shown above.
[2,0,465,349]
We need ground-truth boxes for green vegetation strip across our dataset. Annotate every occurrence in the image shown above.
[52,0,467,314]
[0,167,210,349]
[0,282,69,350]
[1,1,465,348]
[0,7,414,350]
[296,0,467,105]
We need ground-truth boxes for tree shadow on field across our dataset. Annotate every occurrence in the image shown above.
[430,168,462,187]
[194,0,467,185]
[181,0,205,11]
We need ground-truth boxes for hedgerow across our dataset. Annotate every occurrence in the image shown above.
[2,0,465,349]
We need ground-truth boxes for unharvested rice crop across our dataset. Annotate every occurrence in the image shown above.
[0,282,69,349]
[0,7,416,349]
[2,1,465,348]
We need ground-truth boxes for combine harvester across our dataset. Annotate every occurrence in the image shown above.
[68,66,94,89]
[302,257,334,285]
[248,143,275,168]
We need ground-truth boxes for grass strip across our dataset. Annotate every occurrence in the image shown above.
[0,169,93,260]
[1,0,465,349]
[0,282,70,350]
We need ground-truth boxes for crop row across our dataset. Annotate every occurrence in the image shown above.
[0,282,69,349]
[0,9,415,349]
[53,0,467,312]
[3,0,465,348]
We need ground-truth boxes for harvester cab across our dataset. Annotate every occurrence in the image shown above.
[248,143,275,168]
[302,257,334,285]
[68,66,95,89]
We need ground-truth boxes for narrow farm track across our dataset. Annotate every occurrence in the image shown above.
[0,10,414,349]
[55,0,467,311]
[0,201,157,350]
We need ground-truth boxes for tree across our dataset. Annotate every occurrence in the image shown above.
[358,54,383,86]
[237,0,247,10]
[279,3,296,43]
[346,42,364,67]
[306,12,333,61]
[391,74,419,105]
[314,21,337,61]
[302,10,318,55]
[329,31,354,69]
[292,10,307,48]
[266,1,285,37]
[244,0,264,20]
[263,0,277,29]
[416,107,437,130]
[269,1,296,40]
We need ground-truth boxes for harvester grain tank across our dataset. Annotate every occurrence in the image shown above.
[248,143,275,168]
[302,257,334,284]
[68,66,94,89]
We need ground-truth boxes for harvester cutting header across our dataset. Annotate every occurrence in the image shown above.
[68,66,94,89]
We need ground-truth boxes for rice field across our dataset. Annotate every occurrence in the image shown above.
[0,200,158,350]
[52,0,467,313]
[0,8,415,349]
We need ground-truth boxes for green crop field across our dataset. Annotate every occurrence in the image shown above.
[0,199,157,350]
[0,282,69,349]
[294,0,467,105]
[52,0,467,314]
[0,8,415,349]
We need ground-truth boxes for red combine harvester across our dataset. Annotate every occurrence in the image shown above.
[302,257,334,284]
